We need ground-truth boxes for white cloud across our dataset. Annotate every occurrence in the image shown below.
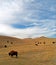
[0,0,56,24]
[0,23,55,38]
[0,0,24,24]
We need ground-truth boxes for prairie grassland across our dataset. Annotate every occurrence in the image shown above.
[0,42,56,65]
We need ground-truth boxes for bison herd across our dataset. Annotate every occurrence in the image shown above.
[35,41,56,46]
[4,41,55,58]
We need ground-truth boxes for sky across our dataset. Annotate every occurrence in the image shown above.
[0,0,56,38]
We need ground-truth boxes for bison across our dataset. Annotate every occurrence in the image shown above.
[9,50,18,58]
[35,43,38,46]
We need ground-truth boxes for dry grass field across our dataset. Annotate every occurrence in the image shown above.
[0,36,56,65]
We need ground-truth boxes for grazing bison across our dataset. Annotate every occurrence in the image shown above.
[35,42,39,46]
[35,43,38,46]
[43,42,45,44]
[4,45,7,48]
[52,42,56,44]
[9,50,18,58]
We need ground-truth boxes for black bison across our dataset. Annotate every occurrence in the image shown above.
[4,45,7,48]
[9,50,18,58]
[35,43,38,46]
[43,42,45,44]
[52,42,56,44]
[35,42,39,46]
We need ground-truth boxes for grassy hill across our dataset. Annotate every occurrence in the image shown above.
[0,36,23,48]
[0,36,56,65]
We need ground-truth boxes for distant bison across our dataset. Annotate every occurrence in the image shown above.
[52,42,56,44]
[35,43,38,46]
[9,50,18,58]
[4,45,7,48]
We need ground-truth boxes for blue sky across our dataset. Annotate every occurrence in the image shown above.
[0,0,56,38]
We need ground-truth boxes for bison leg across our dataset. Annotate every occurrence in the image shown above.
[16,52,18,58]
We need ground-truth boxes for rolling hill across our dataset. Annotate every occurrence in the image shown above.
[0,35,56,65]
[0,35,56,48]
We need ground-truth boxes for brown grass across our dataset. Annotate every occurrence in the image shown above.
[0,36,56,65]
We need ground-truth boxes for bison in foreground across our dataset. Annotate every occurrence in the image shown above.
[9,50,18,58]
